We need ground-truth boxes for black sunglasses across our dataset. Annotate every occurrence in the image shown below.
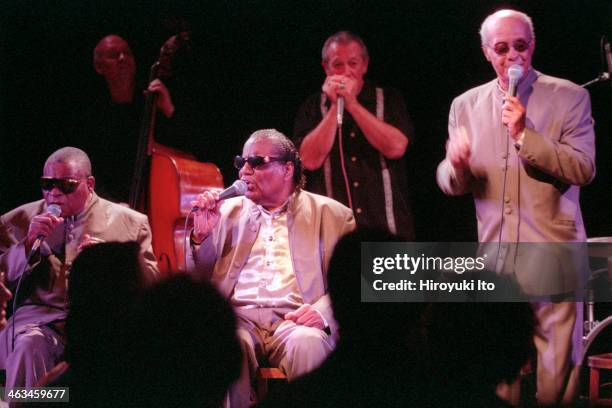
[233,155,287,170]
[488,39,531,56]
[40,177,84,194]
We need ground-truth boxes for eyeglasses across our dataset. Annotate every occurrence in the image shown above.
[487,39,531,56]
[40,177,85,194]
[233,155,287,170]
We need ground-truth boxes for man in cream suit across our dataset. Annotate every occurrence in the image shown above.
[437,9,595,406]
[0,146,159,390]
[191,129,355,408]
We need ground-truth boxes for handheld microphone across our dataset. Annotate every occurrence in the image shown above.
[337,96,344,126]
[29,204,62,254]
[507,64,524,97]
[190,180,248,212]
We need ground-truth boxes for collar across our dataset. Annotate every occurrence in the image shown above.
[250,191,298,220]
[66,192,97,225]
[494,68,538,98]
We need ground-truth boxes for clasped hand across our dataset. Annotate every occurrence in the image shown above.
[322,74,359,108]
[285,304,325,329]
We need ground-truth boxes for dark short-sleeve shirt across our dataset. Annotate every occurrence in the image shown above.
[294,82,415,239]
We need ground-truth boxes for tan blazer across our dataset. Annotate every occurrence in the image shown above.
[193,190,355,334]
[436,69,595,295]
[0,193,159,318]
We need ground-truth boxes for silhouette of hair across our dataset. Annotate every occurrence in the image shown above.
[328,229,421,341]
[65,241,144,373]
[117,275,241,408]
[425,302,535,406]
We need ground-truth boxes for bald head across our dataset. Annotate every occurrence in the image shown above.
[94,35,128,65]
[93,34,136,87]
[44,147,92,177]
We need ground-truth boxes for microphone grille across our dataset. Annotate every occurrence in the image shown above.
[47,204,62,217]
[233,180,248,195]
[508,64,524,83]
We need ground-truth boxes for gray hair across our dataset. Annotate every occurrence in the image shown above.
[246,129,305,191]
[321,31,369,63]
[44,147,92,177]
[479,9,535,46]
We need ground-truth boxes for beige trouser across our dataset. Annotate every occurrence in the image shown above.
[0,324,64,391]
[230,307,334,408]
[533,301,583,406]
[0,306,65,392]
[497,301,583,406]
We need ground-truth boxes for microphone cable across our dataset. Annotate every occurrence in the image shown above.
[11,248,40,351]
[183,208,199,273]
[495,128,511,273]
[336,124,354,211]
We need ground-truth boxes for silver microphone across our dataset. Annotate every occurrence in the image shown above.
[507,64,524,97]
[337,96,344,126]
[190,180,248,212]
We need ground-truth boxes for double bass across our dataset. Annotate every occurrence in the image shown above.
[129,32,224,276]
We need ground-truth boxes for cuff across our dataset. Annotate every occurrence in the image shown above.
[314,309,331,334]
[514,130,526,151]
[189,230,203,246]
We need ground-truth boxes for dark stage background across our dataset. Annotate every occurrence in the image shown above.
[2,0,611,241]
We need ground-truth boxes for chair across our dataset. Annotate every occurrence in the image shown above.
[588,353,612,406]
[35,361,69,386]
[256,366,287,401]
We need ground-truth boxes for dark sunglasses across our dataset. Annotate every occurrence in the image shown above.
[40,177,84,194]
[488,39,531,55]
[233,155,287,170]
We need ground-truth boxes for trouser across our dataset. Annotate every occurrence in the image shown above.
[0,323,64,390]
[230,307,335,408]
[533,301,583,406]
[497,301,583,406]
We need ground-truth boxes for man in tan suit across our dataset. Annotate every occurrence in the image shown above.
[191,129,355,408]
[0,146,159,390]
[437,9,595,406]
